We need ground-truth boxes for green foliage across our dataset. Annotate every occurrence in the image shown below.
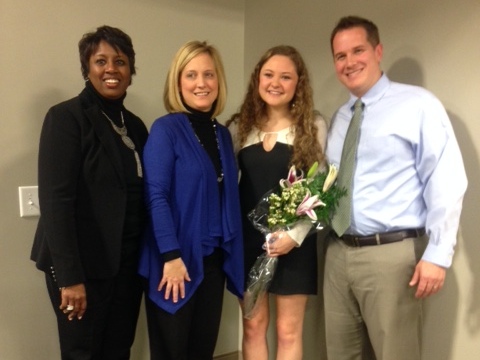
[307,171,346,224]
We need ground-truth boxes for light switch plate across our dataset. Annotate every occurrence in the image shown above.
[19,186,40,217]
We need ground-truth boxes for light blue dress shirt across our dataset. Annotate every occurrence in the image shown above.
[326,74,467,268]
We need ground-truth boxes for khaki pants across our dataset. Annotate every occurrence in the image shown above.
[324,234,428,360]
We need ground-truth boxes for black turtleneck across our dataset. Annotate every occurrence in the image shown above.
[183,103,222,180]
[85,80,126,126]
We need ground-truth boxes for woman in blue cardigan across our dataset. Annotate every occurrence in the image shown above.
[138,40,244,360]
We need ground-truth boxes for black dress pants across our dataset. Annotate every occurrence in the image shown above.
[45,264,143,360]
[145,249,226,360]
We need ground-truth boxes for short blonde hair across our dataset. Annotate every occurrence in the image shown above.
[164,40,227,118]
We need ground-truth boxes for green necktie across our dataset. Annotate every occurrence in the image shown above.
[332,99,364,236]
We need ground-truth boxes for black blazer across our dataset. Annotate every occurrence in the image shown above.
[31,88,149,287]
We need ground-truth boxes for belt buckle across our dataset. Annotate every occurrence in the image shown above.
[354,237,360,247]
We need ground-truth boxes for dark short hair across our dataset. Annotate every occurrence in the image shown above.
[78,25,136,80]
[330,16,380,53]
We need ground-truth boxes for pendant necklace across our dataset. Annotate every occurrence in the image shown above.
[102,111,143,178]
[189,119,224,183]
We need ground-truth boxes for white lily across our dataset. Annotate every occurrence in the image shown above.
[322,164,338,192]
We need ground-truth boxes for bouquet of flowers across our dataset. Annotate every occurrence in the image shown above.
[243,162,345,319]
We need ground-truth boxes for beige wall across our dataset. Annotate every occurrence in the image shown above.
[244,0,480,359]
[1,0,479,359]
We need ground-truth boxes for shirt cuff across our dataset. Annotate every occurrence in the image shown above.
[162,250,181,262]
[287,220,313,246]
[421,241,453,268]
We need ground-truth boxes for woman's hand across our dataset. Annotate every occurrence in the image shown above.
[158,258,191,303]
[60,283,87,321]
[266,231,297,257]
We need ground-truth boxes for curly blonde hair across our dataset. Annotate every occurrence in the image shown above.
[228,45,324,170]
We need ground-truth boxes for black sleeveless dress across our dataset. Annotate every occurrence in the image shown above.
[238,140,317,295]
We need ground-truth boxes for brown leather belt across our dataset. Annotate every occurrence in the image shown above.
[339,228,425,247]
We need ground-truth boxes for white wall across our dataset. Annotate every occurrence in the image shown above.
[0,1,244,359]
[244,0,480,359]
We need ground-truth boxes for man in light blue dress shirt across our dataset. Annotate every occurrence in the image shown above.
[324,16,468,360]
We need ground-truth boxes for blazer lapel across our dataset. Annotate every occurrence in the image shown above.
[85,105,125,186]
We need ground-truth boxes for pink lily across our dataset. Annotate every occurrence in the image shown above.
[296,192,326,221]
[279,165,304,188]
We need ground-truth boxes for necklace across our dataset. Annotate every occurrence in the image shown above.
[102,111,143,178]
[189,119,224,183]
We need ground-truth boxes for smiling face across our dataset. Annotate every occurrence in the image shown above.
[179,52,219,112]
[258,55,299,110]
[332,26,383,97]
[88,40,131,100]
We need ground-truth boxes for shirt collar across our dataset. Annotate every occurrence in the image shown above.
[348,73,390,109]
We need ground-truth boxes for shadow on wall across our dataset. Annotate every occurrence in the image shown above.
[422,110,480,359]
[447,111,480,336]
[390,56,480,342]
[386,57,466,360]
[387,57,424,87]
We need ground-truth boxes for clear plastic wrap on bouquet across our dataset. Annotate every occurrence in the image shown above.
[243,188,292,320]
[243,242,278,320]
[243,163,345,319]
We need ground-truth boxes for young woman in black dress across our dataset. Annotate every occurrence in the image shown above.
[228,45,327,360]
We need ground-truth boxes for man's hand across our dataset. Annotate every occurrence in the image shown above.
[409,260,446,299]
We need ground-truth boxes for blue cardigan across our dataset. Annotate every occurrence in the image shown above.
[138,113,244,314]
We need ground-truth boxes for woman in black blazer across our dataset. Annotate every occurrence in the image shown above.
[30,25,148,360]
